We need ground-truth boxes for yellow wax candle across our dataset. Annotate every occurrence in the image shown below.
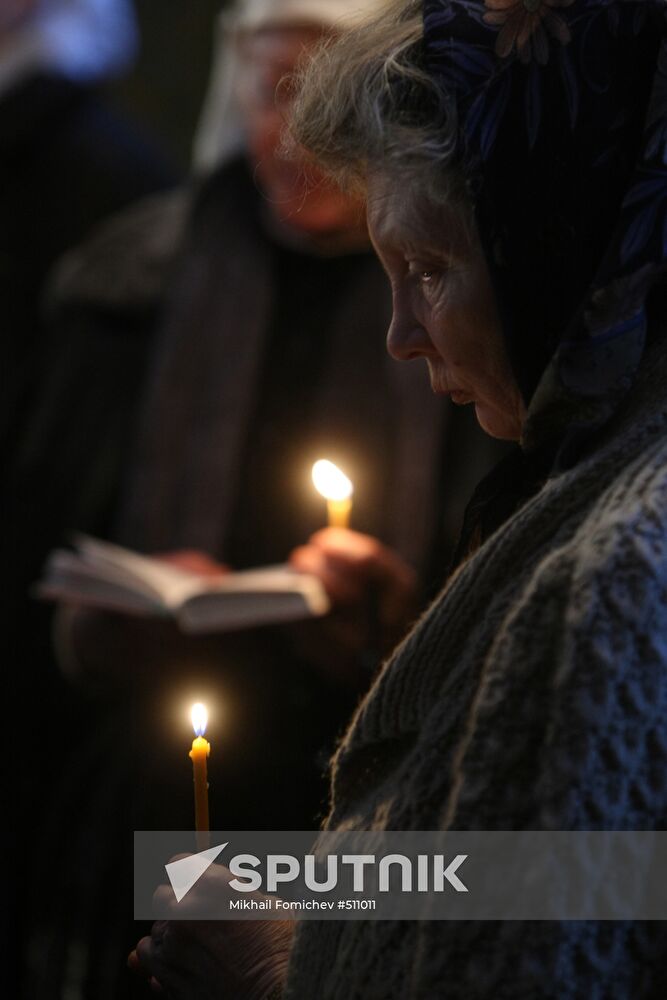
[189,702,210,850]
[312,459,354,529]
[326,497,352,528]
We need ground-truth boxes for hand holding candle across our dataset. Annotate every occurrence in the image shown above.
[312,459,353,528]
[303,457,414,668]
[189,702,210,850]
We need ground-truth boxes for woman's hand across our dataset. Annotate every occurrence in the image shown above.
[156,550,229,577]
[288,528,418,674]
[129,860,293,1000]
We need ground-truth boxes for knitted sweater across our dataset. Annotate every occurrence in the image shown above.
[284,335,667,999]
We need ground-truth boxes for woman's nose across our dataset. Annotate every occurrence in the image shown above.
[386,293,433,362]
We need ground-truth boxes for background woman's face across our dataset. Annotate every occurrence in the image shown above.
[236,27,365,236]
[367,177,525,441]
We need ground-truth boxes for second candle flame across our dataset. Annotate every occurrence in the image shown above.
[312,460,353,502]
[191,702,208,737]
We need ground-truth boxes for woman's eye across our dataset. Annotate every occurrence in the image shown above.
[408,263,438,285]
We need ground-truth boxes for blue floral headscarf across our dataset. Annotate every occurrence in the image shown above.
[422,0,667,467]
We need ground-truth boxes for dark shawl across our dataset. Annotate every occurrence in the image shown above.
[421,0,667,555]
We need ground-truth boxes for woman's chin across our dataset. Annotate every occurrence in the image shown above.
[474,403,521,442]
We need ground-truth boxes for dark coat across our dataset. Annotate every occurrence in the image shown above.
[4,155,450,814]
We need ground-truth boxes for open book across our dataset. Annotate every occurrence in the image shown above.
[36,535,330,633]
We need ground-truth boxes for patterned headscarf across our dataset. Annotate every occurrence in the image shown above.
[423,0,667,467]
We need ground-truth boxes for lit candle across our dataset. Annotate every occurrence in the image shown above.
[189,702,210,850]
[312,459,354,528]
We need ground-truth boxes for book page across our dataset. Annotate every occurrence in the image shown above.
[74,535,219,607]
[72,537,330,613]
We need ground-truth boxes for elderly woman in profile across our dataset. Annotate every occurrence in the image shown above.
[133,0,667,996]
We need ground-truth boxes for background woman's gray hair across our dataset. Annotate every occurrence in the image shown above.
[286,0,464,210]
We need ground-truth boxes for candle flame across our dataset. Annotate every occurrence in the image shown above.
[312,459,353,502]
[191,702,208,737]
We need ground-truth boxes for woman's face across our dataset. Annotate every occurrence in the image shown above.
[235,27,365,236]
[367,176,526,441]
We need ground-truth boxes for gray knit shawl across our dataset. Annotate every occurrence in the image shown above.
[284,335,667,998]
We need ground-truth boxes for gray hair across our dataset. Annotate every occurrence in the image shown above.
[286,0,465,211]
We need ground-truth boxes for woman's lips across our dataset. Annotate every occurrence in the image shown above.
[432,382,473,404]
[429,369,473,403]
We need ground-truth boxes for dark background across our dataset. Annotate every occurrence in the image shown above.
[109,0,225,169]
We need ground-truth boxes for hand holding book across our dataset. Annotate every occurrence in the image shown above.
[37,535,330,634]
